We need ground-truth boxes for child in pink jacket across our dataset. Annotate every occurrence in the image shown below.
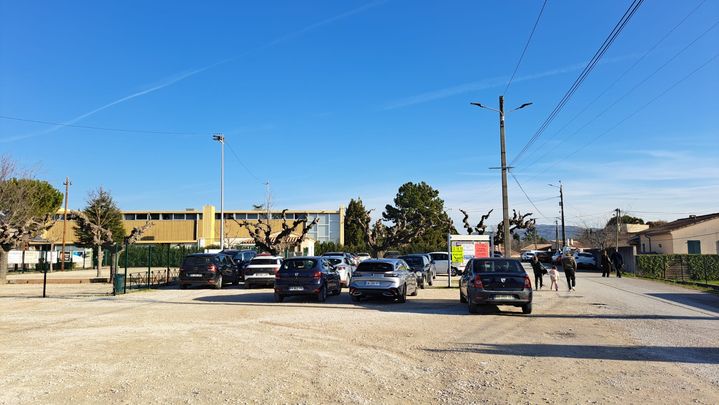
[548,266,560,291]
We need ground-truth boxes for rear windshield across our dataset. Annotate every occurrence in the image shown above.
[400,256,424,267]
[250,258,278,265]
[326,258,343,266]
[577,253,593,257]
[430,253,448,261]
[472,260,525,273]
[356,262,393,272]
[183,256,214,266]
[281,259,316,271]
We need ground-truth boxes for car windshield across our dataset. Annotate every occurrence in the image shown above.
[399,256,423,267]
[472,260,525,273]
[430,253,448,261]
[250,258,277,265]
[326,258,343,266]
[356,262,393,272]
[183,256,212,266]
[281,259,316,271]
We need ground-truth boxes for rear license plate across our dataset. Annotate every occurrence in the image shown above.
[189,274,203,278]
[289,286,303,291]
[494,295,514,300]
[256,273,269,277]
[366,281,380,286]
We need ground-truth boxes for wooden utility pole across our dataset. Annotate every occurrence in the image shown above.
[60,177,70,271]
[615,208,621,252]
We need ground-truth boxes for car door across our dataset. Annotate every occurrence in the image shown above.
[459,260,473,297]
[323,259,340,290]
[400,262,415,293]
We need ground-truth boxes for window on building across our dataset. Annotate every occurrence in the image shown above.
[186,213,197,220]
[687,240,701,254]
[135,213,148,220]
[173,213,186,220]
[223,213,235,219]
[235,213,246,220]
[161,213,173,220]
[272,213,284,219]
[295,213,307,220]
[124,214,135,220]
[658,243,662,248]
[150,213,160,220]
[246,213,258,220]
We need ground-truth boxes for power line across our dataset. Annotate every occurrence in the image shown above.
[225,141,261,182]
[510,0,645,166]
[503,0,548,96]
[520,18,719,171]
[526,51,719,179]
[516,0,710,170]
[510,172,546,218]
[0,114,202,136]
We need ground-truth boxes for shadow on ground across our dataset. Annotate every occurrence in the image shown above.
[424,343,719,364]
[646,293,719,313]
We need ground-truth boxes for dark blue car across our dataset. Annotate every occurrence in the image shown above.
[274,256,342,302]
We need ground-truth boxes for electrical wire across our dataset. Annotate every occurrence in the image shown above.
[510,172,546,218]
[0,114,202,136]
[503,0,549,96]
[516,0,710,170]
[225,141,261,182]
[526,51,719,179]
[510,0,645,166]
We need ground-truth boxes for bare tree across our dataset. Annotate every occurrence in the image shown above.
[74,188,125,277]
[233,209,319,256]
[351,206,432,258]
[459,209,493,235]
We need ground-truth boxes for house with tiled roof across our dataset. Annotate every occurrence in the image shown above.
[637,213,719,255]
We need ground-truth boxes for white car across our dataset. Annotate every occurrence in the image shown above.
[324,256,355,286]
[521,251,537,262]
[355,253,371,262]
[574,252,597,269]
[429,252,453,276]
[244,255,282,288]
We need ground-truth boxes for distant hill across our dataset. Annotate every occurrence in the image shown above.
[528,224,584,241]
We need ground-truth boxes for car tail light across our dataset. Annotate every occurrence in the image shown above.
[207,264,217,273]
[273,266,280,274]
[524,276,532,289]
[472,275,483,289]
[384,272,398,278]
[312,271,322,280]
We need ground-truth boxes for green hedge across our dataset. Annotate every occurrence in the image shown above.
[117,245,204,267]
[636,254,719,281]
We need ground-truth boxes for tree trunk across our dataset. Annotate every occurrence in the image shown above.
[0,248,8,283]
[96,246,103,278]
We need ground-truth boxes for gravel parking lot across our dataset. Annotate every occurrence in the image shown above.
[1,272,718,404]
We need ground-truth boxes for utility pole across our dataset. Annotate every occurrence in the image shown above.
[555,219,559,251]
[60,177,71,272]
[264,181,272,221]
[471,98,532,258]
[615,208,621,252]
[559,181,566,248]
[212,134,225,250]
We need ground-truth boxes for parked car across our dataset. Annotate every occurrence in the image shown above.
[399,254,433,288]
[551,251,563,264]
[178,253,239,289]
[493,251,503,258]
[322,252,358,267]
[574,252,597,269]
[535,251,553,263]
[349,259,418,303]
[520,251,537,262]
[458,258,533,314]
[417,253,437,279]
[384,251,401,259]
[244,254,283,288]
[221,249,257,280]
[273,257,342,302]
[429,251,456,276]
[355,253,371,262]
[323,255,355,286]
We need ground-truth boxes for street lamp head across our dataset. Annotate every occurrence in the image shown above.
[470,102,485,108]
[212,134,224,142]
[515,102,533,110]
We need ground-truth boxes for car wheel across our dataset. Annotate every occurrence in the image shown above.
[179,283,187,290]
[398,285,407,303]
[215,275,223,289]
[468,300,479,314]
[274,293,284,303]
[522,303,533,314]
[428,276,433,286]
[410,284,418,296]
[332,284,341,296]
[317,284,327,302]
[350,294,360,302]
[459,291,467,303]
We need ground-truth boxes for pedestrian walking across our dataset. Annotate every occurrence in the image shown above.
[560,247,576,291]
[601,250,612,277]
[611,249,624,278]
[530,255,545,290]
[548,265,560,291]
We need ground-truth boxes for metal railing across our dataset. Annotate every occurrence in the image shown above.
[125,268,179,291]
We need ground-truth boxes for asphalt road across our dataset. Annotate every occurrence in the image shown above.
[0,270,717,404]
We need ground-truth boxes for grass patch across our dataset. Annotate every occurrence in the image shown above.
[623,273,719,295]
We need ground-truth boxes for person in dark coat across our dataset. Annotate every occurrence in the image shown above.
[611,249,624,278]
[560,247,577,291]
[601,250,612,277]
[530,255,544,290]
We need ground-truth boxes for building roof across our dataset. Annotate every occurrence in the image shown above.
[640,213,719,236]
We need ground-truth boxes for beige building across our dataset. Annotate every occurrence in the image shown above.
[637,213,719,255]
[41,205,345,249]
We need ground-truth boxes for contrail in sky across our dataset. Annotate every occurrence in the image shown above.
[3,1,387,143]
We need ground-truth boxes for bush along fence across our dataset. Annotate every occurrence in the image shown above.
[635,254,719,286]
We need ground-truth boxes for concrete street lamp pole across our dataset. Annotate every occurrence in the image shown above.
[213,134,225,250]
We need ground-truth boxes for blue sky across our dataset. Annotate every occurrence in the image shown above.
[1,0,718,228]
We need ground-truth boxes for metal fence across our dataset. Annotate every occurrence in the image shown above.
[124,268,179,292]
[635,254,719,288]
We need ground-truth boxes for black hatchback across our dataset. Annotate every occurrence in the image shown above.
[458,258,533,314]
[274,257,342,302]
[178,253,239,289]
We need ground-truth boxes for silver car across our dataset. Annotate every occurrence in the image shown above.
[349,259,418,303]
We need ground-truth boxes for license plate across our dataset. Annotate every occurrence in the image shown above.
[494,295,514,300]
[256,273,269,277]
[289,286,303,291]
[189,274,203,278]
[366,281,380,286]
